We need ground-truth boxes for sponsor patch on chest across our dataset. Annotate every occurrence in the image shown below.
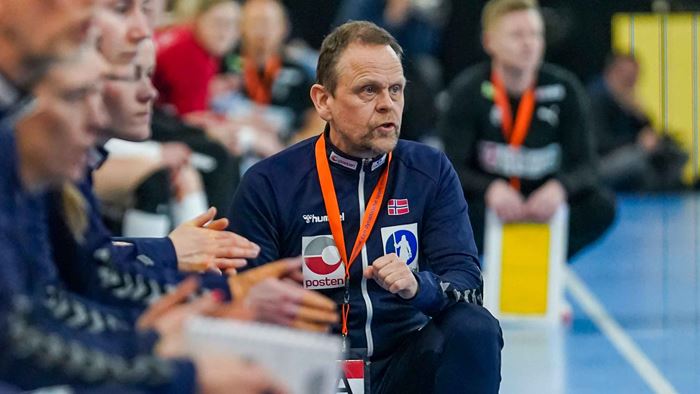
[302,235,346,289]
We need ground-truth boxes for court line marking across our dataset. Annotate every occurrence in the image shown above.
[566,267,679,394]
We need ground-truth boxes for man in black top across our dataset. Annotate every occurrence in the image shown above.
[440,0,615,258]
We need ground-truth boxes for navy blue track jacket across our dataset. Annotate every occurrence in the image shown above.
[228,132,484,359]
[46,147,234,311]
[0,128,197,393]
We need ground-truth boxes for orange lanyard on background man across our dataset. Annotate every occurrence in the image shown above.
[314,133,391,341]
[491,70,536,191]
[243,55,282,105]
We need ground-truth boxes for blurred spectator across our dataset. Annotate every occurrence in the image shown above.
[146,0,248,211]
[154,0,241,115]
[588,53,687,191]
[438,0,655,87]
[218,0,318,140]
[440,0,615,258]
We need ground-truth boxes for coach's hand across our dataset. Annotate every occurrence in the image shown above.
[364,253,418,299]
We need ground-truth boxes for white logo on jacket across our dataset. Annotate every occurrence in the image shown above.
[302,212,345,224]
[380,223,419,272]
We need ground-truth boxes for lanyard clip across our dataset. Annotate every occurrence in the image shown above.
[341,333,349,353]
[343,279,350,304]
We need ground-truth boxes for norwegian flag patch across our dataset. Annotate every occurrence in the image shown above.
[387,199,409,216]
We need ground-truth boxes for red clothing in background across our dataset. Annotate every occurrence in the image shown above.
[154,26,219,115]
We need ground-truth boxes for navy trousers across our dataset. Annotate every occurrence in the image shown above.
[370,302,503,394]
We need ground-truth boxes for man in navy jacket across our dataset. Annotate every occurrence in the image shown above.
[229,21,503,394]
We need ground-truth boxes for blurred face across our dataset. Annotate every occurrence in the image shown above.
[312,43,405,158]
[196,2,241,57]
[18,48,107,186]
[96,0,153,64]
[484,9,545,74]
[0,0,98,74]
[102,40,157,141]
[610,58,639,92]
[241,0,287,58]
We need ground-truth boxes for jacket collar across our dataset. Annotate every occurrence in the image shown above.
[0,71,33,126]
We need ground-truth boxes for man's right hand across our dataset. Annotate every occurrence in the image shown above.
[485,179,526,222]
[229,258,339,332]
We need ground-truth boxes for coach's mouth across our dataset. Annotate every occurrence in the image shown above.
[376,122,397,134]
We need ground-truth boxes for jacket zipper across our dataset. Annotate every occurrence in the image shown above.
[358,159,374,357]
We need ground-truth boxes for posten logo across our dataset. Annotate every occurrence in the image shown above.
[302,235,345,289]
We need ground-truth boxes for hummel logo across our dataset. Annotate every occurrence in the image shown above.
[303,212,346,224]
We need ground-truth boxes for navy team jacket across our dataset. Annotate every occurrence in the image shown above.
[0,128,196,393]
[47,147,233,311]
[228,132,484,359]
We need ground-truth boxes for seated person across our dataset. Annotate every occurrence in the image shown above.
[2,40,286,394]
[94,48,208,236]
[154,0,283,159]
[440,0,615,258]
[49,5,338,333]
[218,0,320,141]
[588,53,687,191]
[154,0,240,116]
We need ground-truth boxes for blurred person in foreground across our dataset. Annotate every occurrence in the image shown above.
[440,0,615,258]
[47,0,338,332]
[228,21,503,394]
[2,41,288,394]
[588,53,687,192]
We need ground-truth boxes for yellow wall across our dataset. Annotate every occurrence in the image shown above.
[612,13,700,183]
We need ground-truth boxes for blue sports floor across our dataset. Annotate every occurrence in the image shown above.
[500,194,700,394]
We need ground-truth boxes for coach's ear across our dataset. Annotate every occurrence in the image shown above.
[310,84,333,122]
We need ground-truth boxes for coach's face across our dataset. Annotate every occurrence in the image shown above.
[313,43,405,158]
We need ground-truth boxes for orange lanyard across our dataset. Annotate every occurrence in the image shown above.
[314,133,391,338]
[491,70,536,190]
[243,55,281,105]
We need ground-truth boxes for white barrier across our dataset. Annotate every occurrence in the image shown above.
[483,205,569,325]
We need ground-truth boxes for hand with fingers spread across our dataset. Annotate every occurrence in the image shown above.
[169,207,260,274]
[244,278,338,332]
[228,258,338,332]
[137,277,220,358]
[364,253,418,300]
